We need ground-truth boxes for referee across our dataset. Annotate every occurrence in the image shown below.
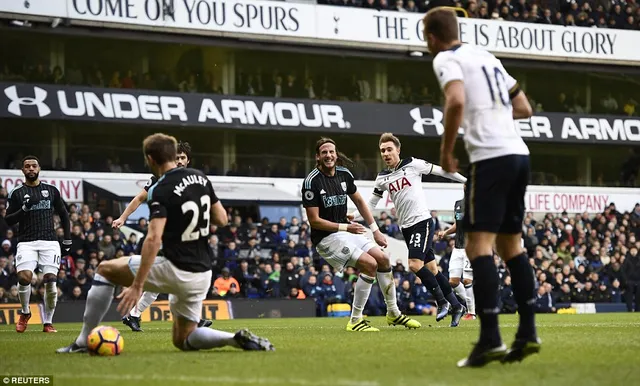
[5,156,71,333]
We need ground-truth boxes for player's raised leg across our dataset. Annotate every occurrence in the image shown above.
[56,257,132,353]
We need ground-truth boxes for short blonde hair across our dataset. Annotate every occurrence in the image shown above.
[379,133,401,148]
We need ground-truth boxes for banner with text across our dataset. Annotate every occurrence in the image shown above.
[1,0,639,64]
[1,82,639,145]
[0,172,84,203]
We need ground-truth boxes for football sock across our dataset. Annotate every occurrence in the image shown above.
[453,282,466,303]
[350,274,374,324]
[376,269,401,317]
[183,328,239,350]
[415,266,446,306]
[18,282,31,315]
[506,253,537,340]
[129,291,159,318]
[43,277,57,324]
[75,273,115,347]
[471,255,502,347]
[465,283,476,315]
[436,271,461,307]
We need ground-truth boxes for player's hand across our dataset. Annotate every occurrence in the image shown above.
[347,223,366,234]
[22,194,36,211]
[435,230,445,241]
[440,151,459,174]
[62,239,72,255]
[112,218,125,229]
[373,230,387,248]
[346,213,355,222]
[116,284,143,317]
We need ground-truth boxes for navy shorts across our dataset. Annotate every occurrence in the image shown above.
[401,218,436,263]
[463,154,530,234]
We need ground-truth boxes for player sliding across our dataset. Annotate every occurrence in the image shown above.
[112,141,213,332]
[303,138,420,332]
[351,133,467,327]
[425,8,540,367]
[5,156,71,333]
[58,133,273,354]
[436,187,476,321]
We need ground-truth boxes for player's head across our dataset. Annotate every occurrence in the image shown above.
[423,7,460,55]
[315,137,354,172]
[176,141,192,168]
[21,156,41,182]
[379,133,401,167]
[143,133,178,176]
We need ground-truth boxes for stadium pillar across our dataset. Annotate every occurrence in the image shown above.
[50,40,64,73]
[223,51,235,95]
[304,138,312,173]
[50,124,66,168]
[223,130,236,174]
[585,77,592,113]
[375,62,387,102]
[577,155,592,186]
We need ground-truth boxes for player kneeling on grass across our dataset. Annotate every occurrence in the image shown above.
[351,133,466,327]
[112,141,212,332]
[57,133,273,354]
[303,138,420,332]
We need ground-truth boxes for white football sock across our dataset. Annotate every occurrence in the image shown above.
[183,328,239,350]
[377,270,400,317]
[18,283,31,314]
[43,281,58,324]
[350,274,374,324]
[465,283,476,315]
[129,292,159,318]
[75,273,114,347]
[453,282,466,302]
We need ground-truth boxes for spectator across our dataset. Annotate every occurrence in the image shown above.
[213,267,240,296]
[622,246,640,311]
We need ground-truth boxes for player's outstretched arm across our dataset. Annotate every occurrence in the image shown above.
[511,90,533,120]
[4,191,27,225]
[117,216,164,316]
[113,189,148,228]
[349,194,381,222]
[210,201,228,227]
[429,164,467,183]
[53,188,72,253]
[438,222,456,240]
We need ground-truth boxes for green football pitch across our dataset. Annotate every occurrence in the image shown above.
[2,314,640,386]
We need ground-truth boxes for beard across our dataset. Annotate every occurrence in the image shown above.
[25,171,39,182]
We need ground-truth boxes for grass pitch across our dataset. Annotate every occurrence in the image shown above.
[2,314,640,386]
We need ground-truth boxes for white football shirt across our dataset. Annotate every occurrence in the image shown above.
[433,44,530,163]
[372,158,435,229]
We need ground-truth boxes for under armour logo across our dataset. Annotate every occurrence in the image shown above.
[4,85,51,117]
[409,107,464,136]
[410,107,444,135]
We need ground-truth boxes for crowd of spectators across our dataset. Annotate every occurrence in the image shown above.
[323,0,640,30]
[1,192,639,314]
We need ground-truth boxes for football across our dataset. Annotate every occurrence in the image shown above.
[87,326,124,356]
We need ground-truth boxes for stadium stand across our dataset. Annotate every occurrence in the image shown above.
[321,0,640,30]
[1,195,638,315]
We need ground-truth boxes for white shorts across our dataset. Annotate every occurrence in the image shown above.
[16,240,61,275]
[316,232,377,271]
[449,248,473,280]
[128,255,212,323]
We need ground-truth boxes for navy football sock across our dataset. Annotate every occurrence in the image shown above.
[506,253,537,340]
[415,266,446,305]
[436,272,461,307]
[471,255,502,347]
